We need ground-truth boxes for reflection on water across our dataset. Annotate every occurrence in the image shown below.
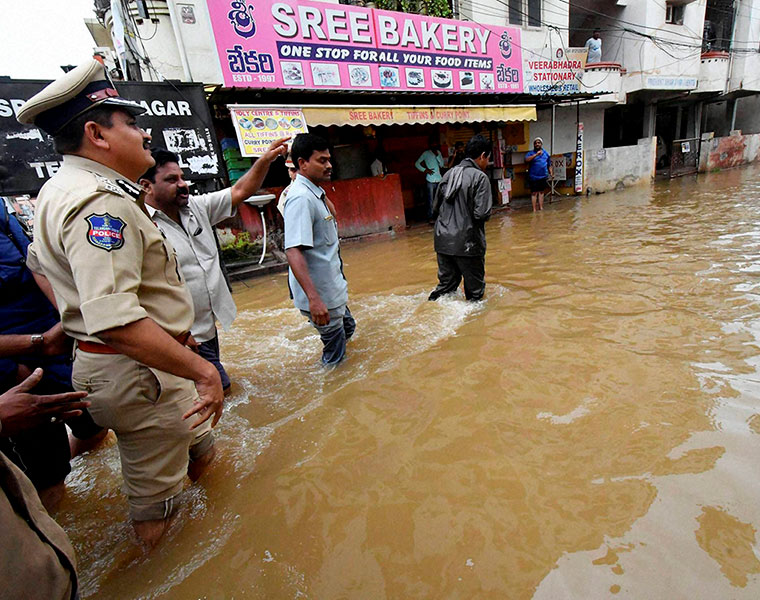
[62,165,760,598]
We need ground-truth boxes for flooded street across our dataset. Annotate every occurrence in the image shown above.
[62,164,760,599]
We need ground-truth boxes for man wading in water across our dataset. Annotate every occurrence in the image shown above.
[283,134,355,365]
[428,135,493,302]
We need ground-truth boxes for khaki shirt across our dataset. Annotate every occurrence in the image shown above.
[146,189,237,342]
[28,155,194,341]
[0,450,77,600]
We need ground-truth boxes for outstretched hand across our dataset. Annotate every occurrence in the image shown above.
[0,368,89,436]
[263,137,290,163]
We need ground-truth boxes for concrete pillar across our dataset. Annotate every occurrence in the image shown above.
[695,101,703,140]
[683,104,697,139]
[675,106,683,140]
[642,103,656,139]
[729,98,738,133]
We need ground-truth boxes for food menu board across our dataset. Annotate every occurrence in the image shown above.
[208,0,523,94]
[229,106,308,156]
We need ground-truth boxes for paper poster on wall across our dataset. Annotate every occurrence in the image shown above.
[498,178,511,204]
[229,106,308,156]
[551,156,566,181]
[0,80,221,195]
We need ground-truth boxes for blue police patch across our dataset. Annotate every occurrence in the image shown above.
[85,213,126,251]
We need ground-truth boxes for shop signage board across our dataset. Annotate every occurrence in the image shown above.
[229,106,308,156]
[523,47,588,95]
[208,0,523,94]
[0,80,221,195]
[300,104,536,127]
[574,122,584,193]
[645,76,697,90]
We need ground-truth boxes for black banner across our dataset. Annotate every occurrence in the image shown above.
[0,80,221,195]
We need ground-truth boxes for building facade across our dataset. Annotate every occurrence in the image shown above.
[80,0,760,198]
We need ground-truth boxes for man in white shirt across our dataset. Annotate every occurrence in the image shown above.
[276,157,298,216]
[140,139,287,391]
[585,30,602,64]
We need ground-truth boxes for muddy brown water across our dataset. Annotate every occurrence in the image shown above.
[60,165,760,598]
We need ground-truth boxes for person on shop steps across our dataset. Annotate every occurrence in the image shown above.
[428,134,493,302]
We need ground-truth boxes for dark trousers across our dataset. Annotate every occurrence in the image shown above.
[428,253,486,301]
[0,367,101,490]
[426,182,439,220]
[198,334,231,390]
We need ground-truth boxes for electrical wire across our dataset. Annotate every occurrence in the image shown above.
[468,0,758,54]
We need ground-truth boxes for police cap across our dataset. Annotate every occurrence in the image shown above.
[16,59,146,135]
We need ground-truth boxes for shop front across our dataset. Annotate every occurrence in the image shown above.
[300,103,536,226]
[212,102,536,237]
[203,0,541,240]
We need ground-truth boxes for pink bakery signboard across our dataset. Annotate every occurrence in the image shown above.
[207,0,523,94]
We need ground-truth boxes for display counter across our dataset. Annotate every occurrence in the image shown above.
[234,172,406,240]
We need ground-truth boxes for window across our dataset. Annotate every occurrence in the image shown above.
[508,0,541,27]
[666,3,685,25]
[508,0,523,25]
[528,0,541,26]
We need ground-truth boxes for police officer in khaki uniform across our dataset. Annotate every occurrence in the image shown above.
[17,60,224,547]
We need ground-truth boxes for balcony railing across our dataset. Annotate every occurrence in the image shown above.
[582,62,624,98]
[585,62,624,73]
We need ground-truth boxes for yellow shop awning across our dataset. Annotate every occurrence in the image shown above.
[300,104,536,127]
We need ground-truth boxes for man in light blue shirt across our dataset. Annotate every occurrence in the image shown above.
[415,138,445,222]
[283,134,355,365]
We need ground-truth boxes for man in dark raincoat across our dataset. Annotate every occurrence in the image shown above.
[428,135,493,302]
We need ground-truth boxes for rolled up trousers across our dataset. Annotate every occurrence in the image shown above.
[300,305,356,365]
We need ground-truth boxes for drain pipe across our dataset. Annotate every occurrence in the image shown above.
[166,0,193,81]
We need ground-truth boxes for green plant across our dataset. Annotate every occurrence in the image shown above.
[375,0,451,18]
[423,0,452,17]
[220,231,263,262]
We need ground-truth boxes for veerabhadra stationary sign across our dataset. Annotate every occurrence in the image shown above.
[0,81,221,195]
[208,0,523,94]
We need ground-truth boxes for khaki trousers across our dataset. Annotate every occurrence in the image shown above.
[72,350,213,521]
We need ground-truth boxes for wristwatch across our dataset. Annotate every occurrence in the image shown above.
[30,333,44,348]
